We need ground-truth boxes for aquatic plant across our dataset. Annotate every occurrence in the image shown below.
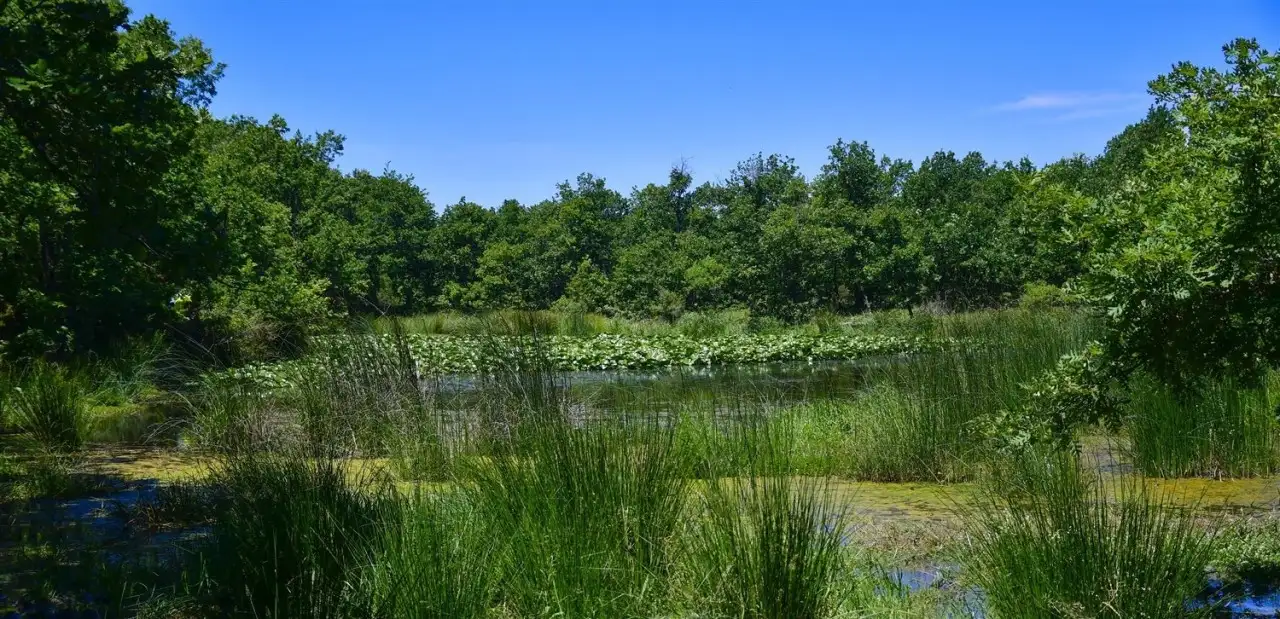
[10,361,89,452]
[466,414,691,617]
[963,451,1218,618]
[1125,373,1278,478]
[226,331,938,390]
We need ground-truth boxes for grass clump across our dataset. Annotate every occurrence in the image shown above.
[363,489,498,619]
[683,474,848,619]
[468,415,691,617]
[201,453,396,618]
[964,451,1218,618]
[10,361,89,452]
[1125,374,1278,478]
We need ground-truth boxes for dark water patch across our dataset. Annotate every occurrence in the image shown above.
[1,477,212,615]
[1199,578,1280,617]
[881,565,1280,617]
[426,358,888,417]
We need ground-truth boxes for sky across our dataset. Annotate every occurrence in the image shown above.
[133,1,1279,208]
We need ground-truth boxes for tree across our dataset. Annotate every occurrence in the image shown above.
[340,168,437,313]
[432,199,495,308]
[0,0,224,355]
[196,116,335,352]
[901,151,1025,308]
[1080,39,1280,386]
[555,259,614,314]
[756,205,853,320]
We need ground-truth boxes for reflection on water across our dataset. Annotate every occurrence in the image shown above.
[428,358,883,416]
[1200,579,1280,617]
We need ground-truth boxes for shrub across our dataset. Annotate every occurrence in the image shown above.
[1018,282,1079,310]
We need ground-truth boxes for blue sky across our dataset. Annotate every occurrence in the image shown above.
[134,1,1278,207]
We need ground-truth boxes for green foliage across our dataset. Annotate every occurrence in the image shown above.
[10,361,89,451]
[1018,282,1079,310]
[468,417,691,617]
[203,454,396,618]
[363,490,498,619]
[227,331,937,387]
[3,0,1274,395]
[964,451,1219,618]
[554,258,614,313]
[1211,516,1280,586]
[975,342,1122,454]
[1125,374,1278,478]
[1080,39,1280,388]
[0,0,224,357]
[685,471,848,618]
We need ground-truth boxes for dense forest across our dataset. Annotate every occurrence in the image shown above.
[2,2,1278,387]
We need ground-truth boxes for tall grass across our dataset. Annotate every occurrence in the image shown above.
[293,326,431,454]
[0,363,13,433]
[679,417,849,619]
[684,474,848,619]
[10,361,89,452]
[964,451,1218,618]
[467,415,691,617]
[777,311,1096,482]
[202,453,396,618]
[1125,373,1278,478]
[186,374,269,453]
[362,488,498,619]
[82,332,174,405]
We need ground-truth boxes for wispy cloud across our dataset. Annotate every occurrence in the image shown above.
[994,91,1148,121]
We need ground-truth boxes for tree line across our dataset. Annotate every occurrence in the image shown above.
[2,2,1277,385]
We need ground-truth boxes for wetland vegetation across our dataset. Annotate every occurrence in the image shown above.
[4,1,1280,617]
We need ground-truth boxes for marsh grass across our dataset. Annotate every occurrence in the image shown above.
[467,413,691,617]
[82,332,174,406]
[964,451,1219,618]
[1125,374,1278,478]
[681,418,849,619]
[11,361,90,452]
[775,311,1094,483]
[202,452,396,618]
[293,325,430,454]
[362,488,498,619]
[684,474,848,619]
[823,309,1098,482]
[185,374,270,453]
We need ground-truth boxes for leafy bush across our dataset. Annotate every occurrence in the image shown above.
[1018,282,1078,310]
[1211,516,1280,586]
[974,342,1122,454]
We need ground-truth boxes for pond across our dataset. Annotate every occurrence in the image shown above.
[425,358,884,415]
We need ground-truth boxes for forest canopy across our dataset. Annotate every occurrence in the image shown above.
[2,1,1277,387]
